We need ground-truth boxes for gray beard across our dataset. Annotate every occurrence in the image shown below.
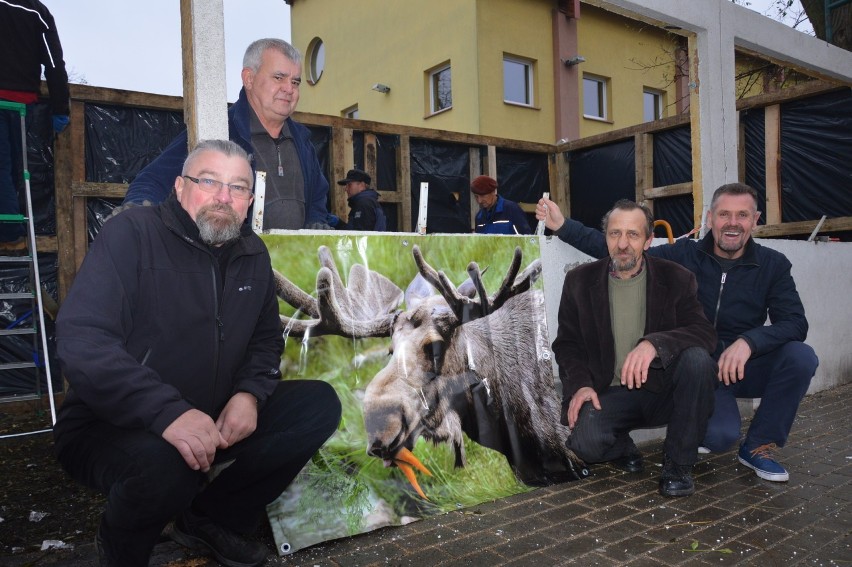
[611,255,639,273]
[196,205,242,246]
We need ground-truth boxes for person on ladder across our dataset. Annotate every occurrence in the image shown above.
[0,0,70,252]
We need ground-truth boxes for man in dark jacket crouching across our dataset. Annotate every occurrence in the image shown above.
[54,139,341,567]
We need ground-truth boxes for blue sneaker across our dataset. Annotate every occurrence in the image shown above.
[737,443,789,482]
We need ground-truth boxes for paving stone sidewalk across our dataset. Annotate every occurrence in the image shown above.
[7,382,850,566]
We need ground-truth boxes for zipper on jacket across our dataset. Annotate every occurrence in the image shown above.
[713,272,727,327]
[210,263,222,403]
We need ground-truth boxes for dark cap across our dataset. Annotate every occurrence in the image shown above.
[337,168,371,186]
[470,175,498,195]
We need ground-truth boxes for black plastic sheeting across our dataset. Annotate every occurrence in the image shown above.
[742,106,769,222]
[12,102,58,235]
[779,89,852,222]
[495,148,549,231]
[567,140,636,231]
[409,139,471,233]
[652,126,695,238]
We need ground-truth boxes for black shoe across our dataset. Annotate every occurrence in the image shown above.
[171,508,268,567]
[659,456,695,497]
[612,451,644,473]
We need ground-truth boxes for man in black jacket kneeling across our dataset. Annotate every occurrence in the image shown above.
[54,139,341,567]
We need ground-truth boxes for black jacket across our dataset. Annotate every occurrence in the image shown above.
[555,219,809,358]
[54,197,284,450]
[0,0,69,114]
[337,189,386,231]
[554,255,716,406]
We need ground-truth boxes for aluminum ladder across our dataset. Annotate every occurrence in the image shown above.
[0,100,56,436]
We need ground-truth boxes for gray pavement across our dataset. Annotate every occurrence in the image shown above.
[7,382,851,566]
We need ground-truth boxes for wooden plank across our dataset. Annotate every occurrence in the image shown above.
[179,0,197,150]
[35,236,57,253]
[752,216,852,237]
[560,114,689,152]
[469,148,481,228]
[687,34,704,230]
[486,146,497,177]
[635,132,653,206]
[550,151,568,208]
[643,182,693,200]
[293,112,554,154]
[398,135,411,232]
[66,83,183,111]
[364,133,378,186]
[72,182,128,199]
[764,104,782,225]
[53,101,78,304]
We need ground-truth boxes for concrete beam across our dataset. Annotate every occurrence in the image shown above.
[180,0,229,148]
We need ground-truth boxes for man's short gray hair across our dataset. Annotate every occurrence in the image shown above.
[243,38,302,72]
[601,199,654,238]
[182,139,251,186]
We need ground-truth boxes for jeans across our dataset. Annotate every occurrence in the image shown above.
[703,341,818,452]
[567,347,717,467]
[56,380,341,567]
[0,108,25,241]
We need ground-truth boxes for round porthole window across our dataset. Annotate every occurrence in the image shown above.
[307,37,325,84]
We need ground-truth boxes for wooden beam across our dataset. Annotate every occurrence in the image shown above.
[559,114,689,153]
[486,146,497,177]
[469,148,481,228]
[294,112,554,154]
[364,133,378,185]
[764,104,782,224]
[67,83,183,110]
[72,182,128,199]
[687,34,704,231]
[635,132,653,207]
[643,182,693,200]
[397,135,411,232]
[53,100,79,304]
[752,216,852,237]
[735,80,845,112]
[179,0,197,150]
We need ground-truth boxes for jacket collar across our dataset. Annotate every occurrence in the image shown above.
[698,231,760,265]
[159,193,264,256]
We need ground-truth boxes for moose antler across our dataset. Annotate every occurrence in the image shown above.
[274,246,404,338]
[412,245,541,323]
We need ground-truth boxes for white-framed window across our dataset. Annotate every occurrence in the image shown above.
[643,88,664,122]
[583,75,608,120]
[306,37,325,85]
[429,64,452,114]
[503,55,534,106]
[342,105,358,119]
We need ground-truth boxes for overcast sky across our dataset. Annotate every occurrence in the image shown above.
[41,0,810,101]
[41,0,292,101]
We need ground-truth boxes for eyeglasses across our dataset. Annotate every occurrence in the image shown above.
[182,176,253,200]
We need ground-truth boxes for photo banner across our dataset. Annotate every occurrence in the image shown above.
[261,234,587,555]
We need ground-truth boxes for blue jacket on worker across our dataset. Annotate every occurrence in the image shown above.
[123,88,329,228]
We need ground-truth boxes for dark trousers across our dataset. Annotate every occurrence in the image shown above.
[703,341,817,452]
[566,347,716,467]
[0,108,25,242]
[56,380,341,567]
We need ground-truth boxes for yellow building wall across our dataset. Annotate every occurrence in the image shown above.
[474,0,556,143]
[290,0,481,134]
[577,5,681,138]
[289,1,682,144]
